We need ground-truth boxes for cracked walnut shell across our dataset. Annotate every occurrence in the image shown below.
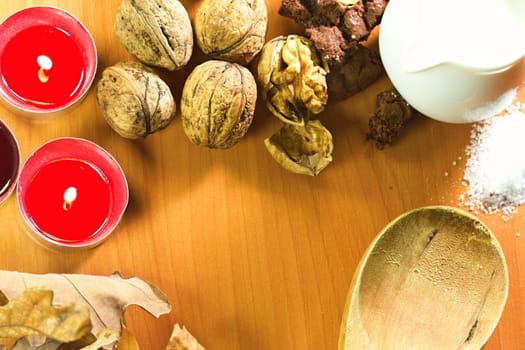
[115,0,193,71]
[181,60,257,149]
[257,35,328,126]
[194,0,267,65]
[96,61,176,139]
[264,120,333,176]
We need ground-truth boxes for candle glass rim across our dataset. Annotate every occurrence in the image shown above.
[17,137,129,249]
[0,118,21,206]
[0,6,98,115]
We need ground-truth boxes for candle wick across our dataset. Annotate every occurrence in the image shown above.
[63,186,77,211]
[38,67,49,83]
[37,55,53,84]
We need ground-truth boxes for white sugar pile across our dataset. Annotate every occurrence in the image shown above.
[461,103,525,219]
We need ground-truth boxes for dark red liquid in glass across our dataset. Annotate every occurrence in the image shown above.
[24,159,112,243]
[0,123,19,197]
[0,25,86,108]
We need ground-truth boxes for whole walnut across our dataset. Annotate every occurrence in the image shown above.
[97,61,176,139]
[194,0,267,65]
[115,0,193,71]
[181,60,257,149]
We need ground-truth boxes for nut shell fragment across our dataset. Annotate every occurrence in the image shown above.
[115,0,193,71]
[194,0,268,65]
[257,35,328,126]
[181,60,257,149]
[264,119,333,176]
[96,61,176,139]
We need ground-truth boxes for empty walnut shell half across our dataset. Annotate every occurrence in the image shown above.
[97,61,176,139]
[194,0,267,65]
[181,60,257,149]
[257,35,328,126]
[264,119,333,176]
[115,0,193,71]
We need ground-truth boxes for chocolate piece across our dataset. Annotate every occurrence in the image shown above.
[280,0,388,47]
[279,0,388,100]
[326,44,383,101]
[367,90,414,149]
[305,25,353,67]
[363,0,388,28]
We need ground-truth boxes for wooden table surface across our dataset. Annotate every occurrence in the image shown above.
[1,1,524,349]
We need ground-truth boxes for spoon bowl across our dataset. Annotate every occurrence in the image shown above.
[339,206,508,350]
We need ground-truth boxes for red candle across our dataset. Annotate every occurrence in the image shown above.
[0,7,97,114]
[17,138,128,249]
[0,119,20,205]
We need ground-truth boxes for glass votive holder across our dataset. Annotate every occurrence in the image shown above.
[0,6,97,118]
[0,118,20,206]
[17,137,129,250]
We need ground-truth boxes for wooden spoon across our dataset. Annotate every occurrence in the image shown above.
[338,206,508,350]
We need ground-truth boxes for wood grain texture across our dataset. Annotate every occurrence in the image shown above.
[0,1,524,349]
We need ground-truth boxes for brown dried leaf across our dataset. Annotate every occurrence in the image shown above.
[0,271,171,342]
[165,324,205,350]
[0,288,91,342]
[79,329,119,350]
[13,333,97,350]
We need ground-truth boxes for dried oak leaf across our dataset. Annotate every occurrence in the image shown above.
[264,119,333,176]
[0,288,91,343]
[79,329,119,350]
[0,271,171,349]
[12,329,116,350]
[165,324,204,350]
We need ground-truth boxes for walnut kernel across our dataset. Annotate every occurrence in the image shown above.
[257,35,328,126]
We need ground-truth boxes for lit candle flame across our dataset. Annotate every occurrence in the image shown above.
[63,186,77,211]
[37,55,53,83]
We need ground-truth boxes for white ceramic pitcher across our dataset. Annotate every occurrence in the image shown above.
[379,0,525,123]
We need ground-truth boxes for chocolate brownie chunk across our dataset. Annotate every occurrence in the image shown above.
[367,90,414,149]
[279,0,389,100]
[305,25,353,67]
[326,44,383,101]
[363,0,388,29]
[280,0,387,41]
